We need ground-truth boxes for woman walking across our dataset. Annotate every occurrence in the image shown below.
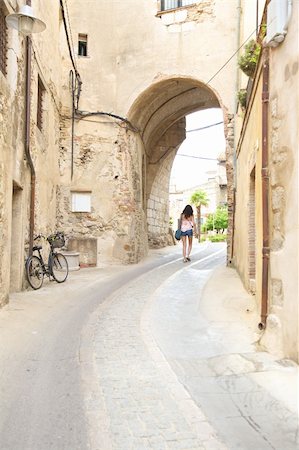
[180,205,197,262]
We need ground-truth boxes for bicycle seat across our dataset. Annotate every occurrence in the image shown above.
[33,245,42,251]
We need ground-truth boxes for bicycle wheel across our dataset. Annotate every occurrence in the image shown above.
[26,256,44,290]
[50,253,69,283]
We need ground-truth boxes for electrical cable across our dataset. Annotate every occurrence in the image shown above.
[75,110,139,132]
[176,154,218,161]
[60,0,82,108]
[59,0,79,77]
[150,29,258,165]
[187,121,223,133]
[206,28,257,85]
[64,0,77,68]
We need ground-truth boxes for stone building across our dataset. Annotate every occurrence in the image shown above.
[233,0,299,361]
[5,0,297,365]
[0,0,62,306]
[169,154,227,228]
[1,0,242,307]
[56,0,240,265]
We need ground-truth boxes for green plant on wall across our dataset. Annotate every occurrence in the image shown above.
[237,88,247,110]
[238,39,261,78]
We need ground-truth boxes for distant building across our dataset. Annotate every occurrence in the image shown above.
[169,154,227,227]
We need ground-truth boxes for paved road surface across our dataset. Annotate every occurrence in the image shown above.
[0,242,298,449]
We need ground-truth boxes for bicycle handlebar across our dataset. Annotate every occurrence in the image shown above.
[34,234,45,240]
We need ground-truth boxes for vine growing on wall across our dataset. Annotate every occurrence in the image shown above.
[237,88,247,110]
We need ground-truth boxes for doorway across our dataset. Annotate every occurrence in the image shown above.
[10,182,24,292]
[248,167,256,292]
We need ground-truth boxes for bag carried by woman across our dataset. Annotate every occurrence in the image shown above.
[175,215,182,241]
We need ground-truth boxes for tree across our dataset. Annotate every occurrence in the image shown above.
[205,206,228,234]
[190,190,209,242]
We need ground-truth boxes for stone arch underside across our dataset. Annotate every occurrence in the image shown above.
[128,77,222,248]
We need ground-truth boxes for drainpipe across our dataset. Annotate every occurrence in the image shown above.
[25,35,35,256]
[259,47,270,330]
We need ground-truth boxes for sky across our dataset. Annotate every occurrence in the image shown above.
[170,108,226,191]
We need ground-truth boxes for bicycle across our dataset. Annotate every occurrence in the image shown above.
[25,232,69,290]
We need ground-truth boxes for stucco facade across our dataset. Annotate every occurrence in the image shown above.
[0,0,297,363]
[57,0,241,263]
[1,0,243,307]
[0,0,62,306]
[234,0,299,361]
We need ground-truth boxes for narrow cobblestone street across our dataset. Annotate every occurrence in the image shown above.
[0,243,298,449]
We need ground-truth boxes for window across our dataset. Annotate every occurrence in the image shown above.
[0,6,8,76]
[37,76,45,130]
[78,34,87,56]
[71,192,91,212]
[161,0,195,11]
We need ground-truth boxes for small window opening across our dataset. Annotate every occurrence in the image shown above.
[78,34,88,56]
[0,6,8,76]
[161,0,195,11]
[71,192,91,212]
[37,76,45,131]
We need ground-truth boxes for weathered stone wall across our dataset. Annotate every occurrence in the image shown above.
[264,2,299,361]
[58,113,148,265]
[224,113,235,262]
[58,0,240,265]
[147,119,186,248]
[0,0,64,306]
[234,3,299,361]
[234,69,263,296]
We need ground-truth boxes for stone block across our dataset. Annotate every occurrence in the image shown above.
[67,238,97,267]
[61,251,80,271]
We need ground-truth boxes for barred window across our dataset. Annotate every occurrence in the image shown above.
[161,0,195,11]
[0,6,8,76]
[37,76,45,131]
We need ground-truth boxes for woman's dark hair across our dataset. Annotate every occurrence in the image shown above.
[182,204,193,218]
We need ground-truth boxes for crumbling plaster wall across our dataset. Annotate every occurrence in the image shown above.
[263,3,299,361]
[0,0,65,306]
[234,71,263,298]
[234,4,299,362]
[59,0,240,264]
[58,114,147,264]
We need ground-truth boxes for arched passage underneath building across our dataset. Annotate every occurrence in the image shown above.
[128,76,233,250]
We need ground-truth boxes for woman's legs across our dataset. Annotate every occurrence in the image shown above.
[187,235,193,259]
[182,236,187,261]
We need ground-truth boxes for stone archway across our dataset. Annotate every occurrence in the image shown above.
[128,76,233,250]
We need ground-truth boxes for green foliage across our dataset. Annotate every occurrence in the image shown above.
[238,39,261,78]
[205,206,228,233]
[237,89,247,109]
[209,234,227,242]
[190,190,209,207]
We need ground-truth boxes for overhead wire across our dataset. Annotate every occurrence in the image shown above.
[176,154,218,161]
[150,29,257,164]
[187,121,223,133]
[206,28,257,85]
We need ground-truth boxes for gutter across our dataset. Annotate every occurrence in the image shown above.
[25,35,35,256]
[259,47,270,330]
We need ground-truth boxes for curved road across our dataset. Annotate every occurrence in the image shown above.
[0,242,297,449]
